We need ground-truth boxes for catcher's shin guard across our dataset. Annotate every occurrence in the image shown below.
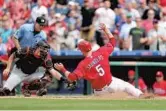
[22,83,31,97]
[36,71,53,96]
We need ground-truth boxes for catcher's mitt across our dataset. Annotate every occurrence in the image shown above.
[66,81,77,91]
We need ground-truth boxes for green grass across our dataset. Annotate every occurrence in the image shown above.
[0,97,166,110]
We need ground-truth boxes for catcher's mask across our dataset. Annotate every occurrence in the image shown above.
[34,41,50,59]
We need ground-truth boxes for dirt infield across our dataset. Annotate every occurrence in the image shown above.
[1,92,166,100]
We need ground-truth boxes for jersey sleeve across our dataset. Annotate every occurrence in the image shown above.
[0,55,9,61]
[99,38,115,56]
[153,82,156,90]
[139,78,147,91]
[129,28,133,36]
[13,25,24,40]
[43,54,53,70]
[164,81,166,91]
[142,29,147,37]
[68,62,85,81]
[41,31,47,41]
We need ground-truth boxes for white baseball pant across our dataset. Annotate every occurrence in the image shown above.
[94,76,143,97]
[3,65,45,91]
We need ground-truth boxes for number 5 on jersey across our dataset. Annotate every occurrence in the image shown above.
[96,64,105,76]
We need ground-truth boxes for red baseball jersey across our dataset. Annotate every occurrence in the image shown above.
[68,38,115,89]
[128,78,147,92]
[153,81,166,96]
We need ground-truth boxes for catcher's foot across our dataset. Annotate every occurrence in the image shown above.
[0,88,5,96]
[36,88,47,96]
[10,89,16,96]
[0,88,11,96]
[22,90,31,97]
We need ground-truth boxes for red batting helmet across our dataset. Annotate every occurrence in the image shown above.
[77,39,92,52]
[156,71,163,77]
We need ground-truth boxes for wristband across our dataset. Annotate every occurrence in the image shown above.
[61,67,67,73]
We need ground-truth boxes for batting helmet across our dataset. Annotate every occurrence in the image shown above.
[77,39,92,52]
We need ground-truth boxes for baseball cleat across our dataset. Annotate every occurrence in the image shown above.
[139,93,154,99]
[36,88,47,96]
[22,90,31,97]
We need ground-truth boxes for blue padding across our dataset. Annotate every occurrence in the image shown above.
[49,49,163,56]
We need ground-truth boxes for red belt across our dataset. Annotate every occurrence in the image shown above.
[94,81,111,91]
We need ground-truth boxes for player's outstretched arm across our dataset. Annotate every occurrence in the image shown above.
[54,63,78,90]
[54,63,82,82]
[49,68,63,80]
[99,23,114,40]
[54,63,70,78]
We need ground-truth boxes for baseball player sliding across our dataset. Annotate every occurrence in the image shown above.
[55,23,151,98]
[0,41,67,96]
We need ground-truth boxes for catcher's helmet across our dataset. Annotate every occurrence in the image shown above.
[77,39,92,52]
[35,41,50,59]
[36,41,50,49]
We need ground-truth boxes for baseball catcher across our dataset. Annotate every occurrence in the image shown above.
[0,41,69,96]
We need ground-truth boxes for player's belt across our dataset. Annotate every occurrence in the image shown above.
[94,81,111,91]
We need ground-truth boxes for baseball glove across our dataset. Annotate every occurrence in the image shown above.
[66,81,77,91]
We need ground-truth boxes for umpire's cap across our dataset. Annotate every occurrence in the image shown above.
[77,39,92,52]
[36,16,47,26]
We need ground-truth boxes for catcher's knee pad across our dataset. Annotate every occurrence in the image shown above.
[40,71,53,87]
[22,80,42,91]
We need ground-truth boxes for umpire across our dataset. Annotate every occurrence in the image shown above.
[13,16,47,49]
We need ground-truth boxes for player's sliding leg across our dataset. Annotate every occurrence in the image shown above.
[93,76,142,97]
[108,77,143,97]
[108,77,153,98]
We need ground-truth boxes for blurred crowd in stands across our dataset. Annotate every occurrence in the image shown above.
[0,0,166,55]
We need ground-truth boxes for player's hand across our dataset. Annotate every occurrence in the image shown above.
[3,68,10,79]
[54,63,65,72]
[99,23,107,32]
